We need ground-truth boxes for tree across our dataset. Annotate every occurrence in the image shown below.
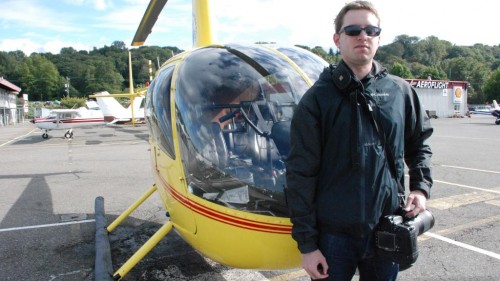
[60,97,86,108]
[112,41,127,50]
[392,34,420,60]
[84,59,124,94]
[418,66,447,80]
[483,68,500,102]
[18,54,61,101]
[0,52,19,78]
[311,46,328,58]
[60,47,78,55]
[407,36,451,67]
[442,57,491,103]
[1,36,499,103]
[390,62,412,78]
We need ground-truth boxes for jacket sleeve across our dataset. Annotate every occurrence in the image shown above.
[285,91,322,253]
[404,86,433,198]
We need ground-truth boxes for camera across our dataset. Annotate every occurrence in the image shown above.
[375,209,435,270]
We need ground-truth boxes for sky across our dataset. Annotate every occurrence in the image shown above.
[0,0,498,56]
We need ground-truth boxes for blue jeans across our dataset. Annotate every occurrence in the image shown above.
[316,232,399,281]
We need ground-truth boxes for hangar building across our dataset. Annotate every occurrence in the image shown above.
[0,77,22,126]
[405,78,468,118]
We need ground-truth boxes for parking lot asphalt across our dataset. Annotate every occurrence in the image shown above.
[0,116,499,281]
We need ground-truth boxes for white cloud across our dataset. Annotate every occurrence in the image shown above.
[93,0,111,10]
[1,0,497,56]
[0,38,93,55]
[0,39,43,55]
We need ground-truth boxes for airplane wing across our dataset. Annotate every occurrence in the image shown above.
[107,119,123,125]
[132,0,169,46]
[51,109,80,113]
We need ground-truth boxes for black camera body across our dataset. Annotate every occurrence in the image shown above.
[375,209,435,270]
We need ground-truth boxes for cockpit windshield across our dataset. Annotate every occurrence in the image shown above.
[174,44,323,217]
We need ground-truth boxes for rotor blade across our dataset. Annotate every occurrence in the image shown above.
[131,0,169,46]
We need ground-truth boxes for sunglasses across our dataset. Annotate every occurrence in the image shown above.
[339,25,381,37]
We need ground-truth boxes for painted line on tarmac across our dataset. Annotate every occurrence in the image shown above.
[48,268,93,281]
[434,179,500,194]
[427,192,498,210]
[0,219,95,233]
[424,232,500,260]
[268,269,308,281]
[0,128,37,147]
[433,135,496,141]
[420,214,500,241]
[439,164,500,174]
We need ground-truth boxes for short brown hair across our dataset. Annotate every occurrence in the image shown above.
[334,1,380,34]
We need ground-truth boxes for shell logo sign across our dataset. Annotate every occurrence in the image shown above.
[453,86,463,103]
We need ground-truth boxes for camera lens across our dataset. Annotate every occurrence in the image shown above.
[412,210,435,235]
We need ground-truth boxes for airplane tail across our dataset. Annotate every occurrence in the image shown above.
[129,96,144,113]
[91,91,145,123]
[493,100,500,110]
[93,91,127,122]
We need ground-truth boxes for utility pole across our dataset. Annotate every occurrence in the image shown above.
[66,76,71,98]
[128,51,136,127]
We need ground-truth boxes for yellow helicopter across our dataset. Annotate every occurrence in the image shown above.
[94,0,329,280]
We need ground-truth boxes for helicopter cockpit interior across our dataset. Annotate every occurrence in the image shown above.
[146,44,328,218]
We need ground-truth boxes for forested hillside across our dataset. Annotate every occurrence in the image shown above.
[1,36,499,104]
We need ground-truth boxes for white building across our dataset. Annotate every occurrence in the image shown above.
[0,77,22,126]
[406,79,468,118]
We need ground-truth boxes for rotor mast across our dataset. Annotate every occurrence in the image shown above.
[192,0,213,47]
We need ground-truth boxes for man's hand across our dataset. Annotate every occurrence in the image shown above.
[404,190,427,218]
[302,249,329,280]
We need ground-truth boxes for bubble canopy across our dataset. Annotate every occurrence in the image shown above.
[153,44,327,218]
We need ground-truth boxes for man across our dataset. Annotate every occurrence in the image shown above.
[285,1,433,280]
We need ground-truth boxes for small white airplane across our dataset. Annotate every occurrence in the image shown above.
[469,104,493,115]
[90,91,145,124]
[30,106,105,139]
[491,100,500,125]
[469,100,500,124]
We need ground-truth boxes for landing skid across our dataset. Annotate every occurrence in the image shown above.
[94,185,173,280]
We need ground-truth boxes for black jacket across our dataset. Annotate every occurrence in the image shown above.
[285,60,433,254]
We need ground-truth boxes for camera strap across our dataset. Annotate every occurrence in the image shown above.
[329,61,405,201]
[358,95,406,200]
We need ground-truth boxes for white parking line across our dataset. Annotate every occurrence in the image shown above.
[439,165,500,174]
[0,219,95,233]
[424,232,500,260]
[434,179,500,194]
[0,128,37,147]
[427,192,498,209]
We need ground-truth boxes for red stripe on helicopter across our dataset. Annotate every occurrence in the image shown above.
[156,173,292,234]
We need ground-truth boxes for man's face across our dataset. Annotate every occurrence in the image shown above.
[334,9,380,67]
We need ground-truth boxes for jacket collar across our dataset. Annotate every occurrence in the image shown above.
[321,60,387,86]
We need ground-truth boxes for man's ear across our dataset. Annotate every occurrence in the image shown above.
[333,33,340,47]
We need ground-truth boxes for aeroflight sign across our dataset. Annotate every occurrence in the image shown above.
[408,80,449,89]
